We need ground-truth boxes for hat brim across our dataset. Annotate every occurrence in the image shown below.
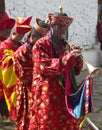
[0,18,15,30]
[34,18,48,36]
[15,24,32,34]
[48,13,73,27]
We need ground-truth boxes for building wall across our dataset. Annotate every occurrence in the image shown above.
[5,0,98,48]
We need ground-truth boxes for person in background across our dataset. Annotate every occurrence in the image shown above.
[0,12,15,43]
[0,16,32,122]
[31,6,83,130]
[97,6,102,51]
[0,12,15,122]
[1,17,49,130]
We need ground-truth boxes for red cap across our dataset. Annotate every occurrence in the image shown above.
[48,13,73,27]
[0,12,15,30]
[15,16,32,34]
[48,6,73,27]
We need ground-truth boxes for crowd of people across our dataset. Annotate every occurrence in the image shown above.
[0,4,93,130]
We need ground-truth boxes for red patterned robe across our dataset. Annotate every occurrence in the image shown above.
[12,43,33,130]
[0,37,16,100]
[0,37,19,119]
[31,36,84,130]
[1,42,33,130]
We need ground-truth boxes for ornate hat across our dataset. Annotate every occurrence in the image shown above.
[33,18,49,36]
[0,12,15,30]
[15,16,32,34]
[48,6,73,27]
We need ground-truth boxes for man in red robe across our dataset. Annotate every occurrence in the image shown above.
[31,6,84,130]
[0,16,32,122]
[0,12,15,122]
[1,18,49,130]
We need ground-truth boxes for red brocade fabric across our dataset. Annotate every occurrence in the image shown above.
[0,38,19,100]
[1,42,33,130]
[30,36,83,130]
[12,44,33,130]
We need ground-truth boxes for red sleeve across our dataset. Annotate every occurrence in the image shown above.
[74,58,83,75]
[32,38,77,77]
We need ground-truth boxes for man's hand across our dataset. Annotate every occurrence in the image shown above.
[70,45,83,58]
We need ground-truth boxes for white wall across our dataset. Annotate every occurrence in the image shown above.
[5,0,98,48]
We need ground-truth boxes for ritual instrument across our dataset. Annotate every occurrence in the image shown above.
[58,5,100,130]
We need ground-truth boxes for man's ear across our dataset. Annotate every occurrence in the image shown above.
[12,31,16,35]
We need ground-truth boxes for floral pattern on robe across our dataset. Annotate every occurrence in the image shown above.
[12,44,33,130]
[0,37,19,119]
[2,43,33,130]
[30,36,83,130]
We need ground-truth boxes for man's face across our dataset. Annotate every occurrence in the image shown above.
[30,33,41,45]
[11,32,24,43]
[52,25,68,40]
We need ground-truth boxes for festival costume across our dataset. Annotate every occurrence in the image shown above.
[0,12,15,121]
[31,36,83,130]
[30,7,83,130]
[0,16,32,122]
[0,37,20,121]
[1,18,48,130]
[2,43,33,130]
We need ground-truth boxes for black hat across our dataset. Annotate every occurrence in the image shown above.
[34,18,49,36]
